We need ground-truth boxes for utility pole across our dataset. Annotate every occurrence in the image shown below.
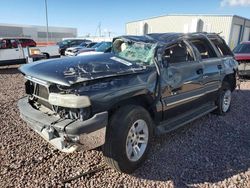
[45,0,49,45]
[98,22,101,37]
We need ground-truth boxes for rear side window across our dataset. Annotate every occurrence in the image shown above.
[189,39,217,59]
[210,38,232,56]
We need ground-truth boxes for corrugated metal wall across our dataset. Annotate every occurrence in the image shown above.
[0,24,77,43]
[126,15,233,44]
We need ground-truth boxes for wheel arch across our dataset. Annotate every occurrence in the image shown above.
[108,94,156,121]
[222,70,237,91]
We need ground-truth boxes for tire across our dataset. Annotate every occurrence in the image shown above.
[103,105,153,173]
[214,82,232,115]
[43,53,50,59]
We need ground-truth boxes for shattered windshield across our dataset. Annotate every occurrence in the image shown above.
[113,39,156,66]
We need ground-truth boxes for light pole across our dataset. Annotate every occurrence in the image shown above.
[45,0,49,45]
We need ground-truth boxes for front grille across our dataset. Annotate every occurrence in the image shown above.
[35,84,49,100]
[25,80,52,109]
[25,80,49,100]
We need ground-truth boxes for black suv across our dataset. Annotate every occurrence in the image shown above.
[18,33,238,173]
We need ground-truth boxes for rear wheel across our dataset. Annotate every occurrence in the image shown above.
[214,82,232,115]
[103,105,153,173]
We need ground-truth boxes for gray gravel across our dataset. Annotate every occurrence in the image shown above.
[0,65,250,188]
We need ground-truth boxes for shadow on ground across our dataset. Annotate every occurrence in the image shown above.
[132,89,250,187]
[0,66,20,75]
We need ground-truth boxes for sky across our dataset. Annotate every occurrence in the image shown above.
[0,0,250,37]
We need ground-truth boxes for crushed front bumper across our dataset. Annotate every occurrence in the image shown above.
[17,97,108,152]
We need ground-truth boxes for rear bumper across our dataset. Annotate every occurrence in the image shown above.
[238,63,250,76]
[17,97,108,152]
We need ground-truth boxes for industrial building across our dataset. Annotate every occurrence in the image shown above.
[0,23,77,43]
[126,14,250,49]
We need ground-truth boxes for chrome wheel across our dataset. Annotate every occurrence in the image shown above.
[126,119,149,162]
[222,90,231,112]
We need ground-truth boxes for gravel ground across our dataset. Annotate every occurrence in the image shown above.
[0,65,250,188]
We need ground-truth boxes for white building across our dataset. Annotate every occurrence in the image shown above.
[0,23,77,43]
[126,14,250,49]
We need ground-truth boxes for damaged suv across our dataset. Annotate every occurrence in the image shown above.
[18,33,238,173]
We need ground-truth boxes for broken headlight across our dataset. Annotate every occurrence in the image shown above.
[48,93,91,108]
[52,105,91,121]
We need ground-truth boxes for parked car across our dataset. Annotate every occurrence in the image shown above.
[18,33,238,173]
[233,41,250,76]
[75,42,105,55]
[58,39,92,55]
[77,41,112,56]
[0,38,59,66]
[65,42,98,56]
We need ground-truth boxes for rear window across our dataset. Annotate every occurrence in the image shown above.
[189,38,217,59]
[210,38,232,56]
[233,43,250,54]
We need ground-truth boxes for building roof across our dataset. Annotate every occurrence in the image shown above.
[127,14,250,24]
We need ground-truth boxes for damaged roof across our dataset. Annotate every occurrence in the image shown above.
[116,32,219,45]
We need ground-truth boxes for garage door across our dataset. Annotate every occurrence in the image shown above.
[230,25,241,49]
[242,27,250,42]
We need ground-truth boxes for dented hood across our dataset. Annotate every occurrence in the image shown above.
[19,53,146,86]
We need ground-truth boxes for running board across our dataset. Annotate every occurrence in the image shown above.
[155,103,217,135]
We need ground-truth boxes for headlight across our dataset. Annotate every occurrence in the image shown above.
[48,93,91,108]
[29,48,41,55]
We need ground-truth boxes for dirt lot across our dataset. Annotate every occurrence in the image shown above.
[0,66,250,188]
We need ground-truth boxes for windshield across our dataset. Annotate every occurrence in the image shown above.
[79,42,88,47]
[113,39,156,66]
[96,42,112,52]
[233,43,250,54]
[91,42,102,48]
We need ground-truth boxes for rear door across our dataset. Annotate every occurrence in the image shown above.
[187,37,222,98]
[161,40,205,120]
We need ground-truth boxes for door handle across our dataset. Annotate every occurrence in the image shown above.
[15,49,19,51]
[217,64,222,70]
[196,68,203,75]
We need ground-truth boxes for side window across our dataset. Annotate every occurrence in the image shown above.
[4,39,13,49]
[189,39,217,59]
[10,39,18,48]
[70,40,77,46]
[0,40,6,49]
[77,40,84,45]
[210,38,233,56]
[164,41,194,64]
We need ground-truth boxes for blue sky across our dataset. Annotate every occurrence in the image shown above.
[0,0,250,36]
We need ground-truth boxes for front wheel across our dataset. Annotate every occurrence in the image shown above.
[103,105,153,173]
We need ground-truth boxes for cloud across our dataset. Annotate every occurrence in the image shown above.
[221,0,250,6]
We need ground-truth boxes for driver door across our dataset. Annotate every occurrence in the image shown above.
[161,40,205,120]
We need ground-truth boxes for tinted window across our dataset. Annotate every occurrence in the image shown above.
[233,43,250,53]
[86,42,97,48]
[91,42,102,48]
[210,38,232,56]
[164,42,194,64]
[10,39,18,48]
[96,42,112,52]
[189,39,217,59]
